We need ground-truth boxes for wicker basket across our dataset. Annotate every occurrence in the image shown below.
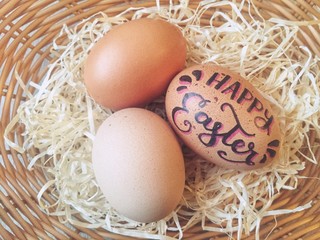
[0,0,319,239]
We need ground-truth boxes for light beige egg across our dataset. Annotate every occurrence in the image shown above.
[84,18,187,111]
[165,64,282,170]
[91,108,185,222]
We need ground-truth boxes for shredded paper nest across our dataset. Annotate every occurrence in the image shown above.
[5,1,320,239]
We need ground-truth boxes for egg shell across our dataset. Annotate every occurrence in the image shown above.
[165,64,282,170]
[84,18,187,110]
[91,108,185,223]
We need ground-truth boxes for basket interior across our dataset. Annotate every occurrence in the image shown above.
[0,0,319,239]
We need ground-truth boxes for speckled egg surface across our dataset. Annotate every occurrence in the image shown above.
[165,64,282,170]
[91,108,185,223]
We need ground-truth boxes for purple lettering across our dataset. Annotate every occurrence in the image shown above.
[237,88,253,104]
[221,81,241,100]
[206,73,231,90]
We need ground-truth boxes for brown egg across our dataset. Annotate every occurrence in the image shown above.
[84,18,187,110]
[91,108,185,223]
[165,64,282,170]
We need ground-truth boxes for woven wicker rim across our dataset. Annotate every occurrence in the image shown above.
[0,1,319,239]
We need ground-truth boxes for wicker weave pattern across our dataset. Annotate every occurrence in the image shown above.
[0,1,319,239]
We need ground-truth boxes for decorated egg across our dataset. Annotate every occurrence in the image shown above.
[165,64,282,170]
